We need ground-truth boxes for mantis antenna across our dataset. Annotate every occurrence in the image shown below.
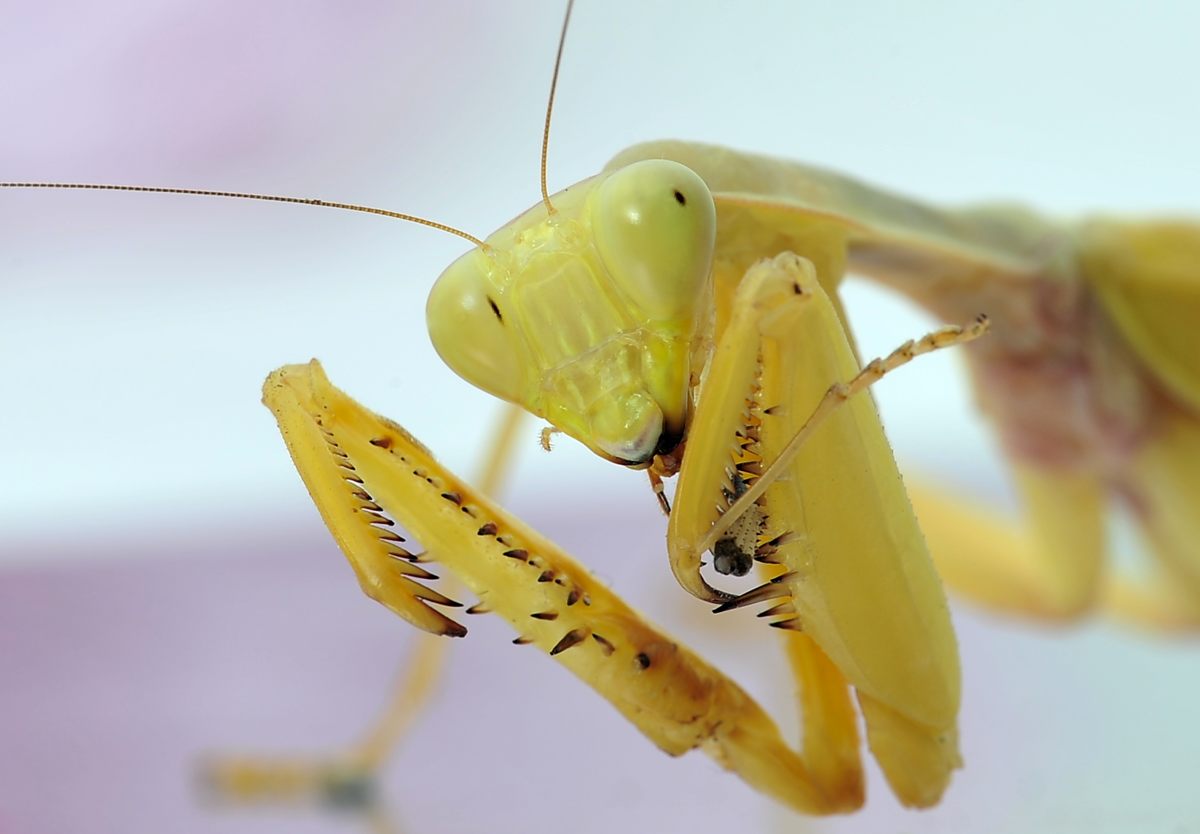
[3,1,579,247]
[539,0,575,214]
[0,182,488,249]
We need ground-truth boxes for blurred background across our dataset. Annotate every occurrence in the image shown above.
[2,1,1198,832]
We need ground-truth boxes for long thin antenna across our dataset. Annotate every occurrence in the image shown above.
[0,182,488,249]
[540,0,575,214]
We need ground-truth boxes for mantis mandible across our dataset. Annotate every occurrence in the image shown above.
[2,0,1200,825]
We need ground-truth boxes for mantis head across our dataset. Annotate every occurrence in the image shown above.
[426,159,716,465]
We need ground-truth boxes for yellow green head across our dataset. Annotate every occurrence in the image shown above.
[427,160,716,465]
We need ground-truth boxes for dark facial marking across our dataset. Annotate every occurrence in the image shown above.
[487,296,503,322]
[673,189,686,206]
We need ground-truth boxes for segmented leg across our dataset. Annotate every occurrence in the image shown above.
[668,253,963,809]
[699,314,989,556]
[204,403,528,805]
[1124,410,1200,618]
[349,629,449,770]
[909,466,1105,621]
[348,402,529,767]
[258,359,871,814]
[201,633,445,809]
[781,633,864,807]
[1101,573,1200,631]
[911,408,1200,631]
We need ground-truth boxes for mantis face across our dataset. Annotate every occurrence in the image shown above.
[426,159,716,465]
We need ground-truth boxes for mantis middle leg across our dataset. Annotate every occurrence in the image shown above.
[205,402,528,804]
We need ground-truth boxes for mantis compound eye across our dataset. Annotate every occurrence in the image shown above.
[589,159,716,326]
[426,258,528,405]
[588,160,716,452]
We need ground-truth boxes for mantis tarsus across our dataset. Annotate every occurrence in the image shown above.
[2,0,1200,825]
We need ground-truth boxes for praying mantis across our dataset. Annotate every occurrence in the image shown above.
[2,0,1200,825]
